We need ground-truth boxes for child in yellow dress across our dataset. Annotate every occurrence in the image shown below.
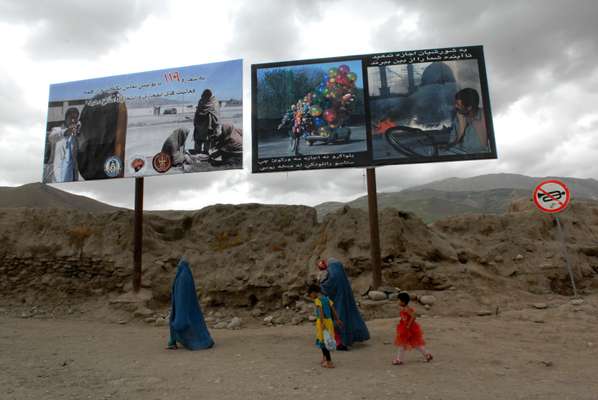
[308,284,343,368]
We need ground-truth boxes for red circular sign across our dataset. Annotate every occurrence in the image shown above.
[152,152,172,173]
[533,180,570,213]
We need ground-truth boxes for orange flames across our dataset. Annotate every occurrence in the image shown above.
[375,118,396,134]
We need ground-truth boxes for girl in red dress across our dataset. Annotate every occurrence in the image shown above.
[393,292,433,365]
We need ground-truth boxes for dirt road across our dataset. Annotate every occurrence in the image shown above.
[1,311,597,400]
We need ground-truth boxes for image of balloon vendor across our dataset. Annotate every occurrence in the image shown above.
[167,257,214,350]
[309,64,358,140]
[47,107,82,183]
[447,88,489,153]
[276,63,359,155]
[308,284,343,369]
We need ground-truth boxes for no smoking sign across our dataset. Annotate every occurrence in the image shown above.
[533,180,570,213]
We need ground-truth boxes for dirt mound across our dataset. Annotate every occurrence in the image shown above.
[1,200,597,321]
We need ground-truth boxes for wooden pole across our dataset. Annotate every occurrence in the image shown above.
[366,167,382,289]
[133,177,144,292]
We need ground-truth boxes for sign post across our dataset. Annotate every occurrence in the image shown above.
[366,168,382,289]
[133,177,144,292]
[533,180,578,297]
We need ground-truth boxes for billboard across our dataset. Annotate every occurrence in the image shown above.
[43,59,243,183]
[251,46,495,173]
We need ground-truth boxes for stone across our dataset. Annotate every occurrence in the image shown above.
[250,309,264,318]
[514,254,524,261]
[308,315,316,322]
[144,317,156,324]
[134,306,154,318]
[434,282,452,291]
[291,316,304,325]
[368,291,387,301]
[154,318,169,327]
[532,303,548,310]
[273,315,288,325]
[378,286,400,294]
[477,310,492,316]
[388,293,399,300]
[263,315,274,324]
[227,317,242,330]
[570,298,584,306]
[109,289,153,306]
[540,360,553,367]
[419,295,436,306]
[214,321,228,329]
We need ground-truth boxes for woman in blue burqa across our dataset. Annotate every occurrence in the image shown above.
[318,258,370,349]
[167,257,214,350]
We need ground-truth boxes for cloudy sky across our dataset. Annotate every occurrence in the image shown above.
[1,0,597,210]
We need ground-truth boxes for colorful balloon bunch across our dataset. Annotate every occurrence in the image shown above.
[285,64,357,138]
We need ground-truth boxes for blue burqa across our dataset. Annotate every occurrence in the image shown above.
[320,259,370,346]
[169,259,214,350]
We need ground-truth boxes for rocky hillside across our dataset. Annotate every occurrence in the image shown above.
[1,197,597,324]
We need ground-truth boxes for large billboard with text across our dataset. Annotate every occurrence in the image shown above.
[43,59,243,183]
[251,46,495,173]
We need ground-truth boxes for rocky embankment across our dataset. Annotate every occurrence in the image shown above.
[1,199,597,326]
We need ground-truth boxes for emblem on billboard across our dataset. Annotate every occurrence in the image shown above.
[152,152,172,173]
[127,155,147,177]
[103,156,122,178]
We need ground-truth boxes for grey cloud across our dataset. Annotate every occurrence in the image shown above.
[371,0,598,113]
[0,79,39,131]
[0,0,165,59]
[226,0,331,62]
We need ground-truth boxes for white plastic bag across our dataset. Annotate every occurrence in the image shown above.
[323,329,336,351]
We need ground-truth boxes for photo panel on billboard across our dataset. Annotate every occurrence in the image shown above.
[251,57,369,173]
[366,46,496,165]
[43,59,243,183]
[251,46,496,174]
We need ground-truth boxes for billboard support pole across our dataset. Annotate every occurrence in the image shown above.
[555,216,579,298]
[133,177,144,292]
[366,167,382,289]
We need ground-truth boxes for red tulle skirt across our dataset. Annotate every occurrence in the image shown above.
[394,320,425,349]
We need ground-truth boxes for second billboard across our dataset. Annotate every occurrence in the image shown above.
[251,46,496,173]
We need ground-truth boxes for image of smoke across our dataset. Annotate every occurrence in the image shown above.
[367,48,495,164]
[253,59,367,172]
[43,59,243,183]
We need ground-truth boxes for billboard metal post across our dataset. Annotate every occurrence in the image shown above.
[133,177,144,292]
[555,216,579,298]
[366,167,382,289]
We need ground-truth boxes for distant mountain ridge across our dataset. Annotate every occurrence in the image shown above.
[407,173,598,199]
[0,183,122,213]
[315,173,598,222]
[2,174,596,222]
